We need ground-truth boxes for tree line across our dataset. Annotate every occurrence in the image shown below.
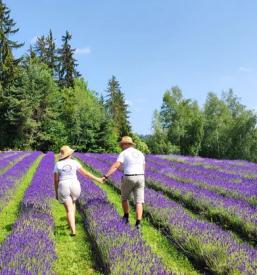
[1,0,257,161]
[0,0,143,153]
[146,86,257,162]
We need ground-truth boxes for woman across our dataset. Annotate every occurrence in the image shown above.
[54,145,103,236]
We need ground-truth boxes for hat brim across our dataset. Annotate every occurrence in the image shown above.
[59,149,75,160]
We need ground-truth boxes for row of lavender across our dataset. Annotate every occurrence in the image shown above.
[150,154,255,185]
[76,153,257,274]
[0,152,40,212]
[96,153,257,241]
[0,151,28,172]
[0,153,56,274]
[146,156,257,240]
[77,168,170,274]
[147,155,257,205]
[0,152,18,160]
[163,154,257,177]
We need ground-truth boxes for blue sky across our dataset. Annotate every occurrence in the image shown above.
[5,0,257,134]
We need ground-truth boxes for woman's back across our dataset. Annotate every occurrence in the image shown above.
[54,158,82,181]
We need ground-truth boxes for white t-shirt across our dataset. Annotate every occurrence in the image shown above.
[117,147,145,175]
[54,158,82,181]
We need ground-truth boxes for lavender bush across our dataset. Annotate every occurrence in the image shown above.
[147,155,257,205]
[0,152,41,212]
[0,151,28,171]
[0,152,56,274]
[76,153,257,274]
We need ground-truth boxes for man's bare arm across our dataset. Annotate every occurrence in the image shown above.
[105,161,122,178]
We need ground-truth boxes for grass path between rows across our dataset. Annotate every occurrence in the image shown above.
[51,156,100,275]
[0,155,43,244]
[78,159,198,274]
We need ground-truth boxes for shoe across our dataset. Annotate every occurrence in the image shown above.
[135,223,141,230]
[70,233,76,237]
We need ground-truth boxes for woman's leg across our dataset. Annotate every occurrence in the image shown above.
[73,201,76,217]
[70,181,80,219]
[64,196,76,235]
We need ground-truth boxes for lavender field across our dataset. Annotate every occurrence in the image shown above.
[1,151,257,274]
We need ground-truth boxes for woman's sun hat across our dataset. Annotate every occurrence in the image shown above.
[59,145,75,160]
[119,136,135,145]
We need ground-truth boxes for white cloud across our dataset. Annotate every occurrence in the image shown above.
[30,35,39,44]
[239,66,252,73]
[75,47,91,55]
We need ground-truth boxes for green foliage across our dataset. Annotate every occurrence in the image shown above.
[61,78,119,152]
[33,30,58,77]
[132,133,150,154]
[148,87,203,155]
[0,58,66,150]
[105,76,131,138]
[146,110,179,154]
[200,90,257,161]
[148,87,257,162]
[0,0,24,89]
[58,31,80,88]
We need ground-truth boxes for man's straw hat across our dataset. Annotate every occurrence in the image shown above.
[119,136,135,145]
[59,145,75,160]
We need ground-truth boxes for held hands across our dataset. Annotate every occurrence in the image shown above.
[102,176,108,182]
[95,175,109,184]
[95,177,105,184]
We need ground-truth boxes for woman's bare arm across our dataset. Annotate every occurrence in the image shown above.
[78,167,103,183]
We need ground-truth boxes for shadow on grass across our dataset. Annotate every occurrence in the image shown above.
[4,223,12,232]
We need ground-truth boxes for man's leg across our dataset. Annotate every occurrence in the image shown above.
[135,203,143,220]
[133,176,145,229]
[122,199,129,214]
[121,177,133,223]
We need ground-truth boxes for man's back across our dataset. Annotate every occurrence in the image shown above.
[117,147,145,175]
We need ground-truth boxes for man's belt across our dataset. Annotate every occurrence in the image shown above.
[124,174,145,176]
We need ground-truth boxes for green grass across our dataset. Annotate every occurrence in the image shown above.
[51,197,100,275]
[0,155,43,243]
[98,182,198,274]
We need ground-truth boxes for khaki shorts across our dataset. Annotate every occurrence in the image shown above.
[58,179,81,204]
[121,175,145,204]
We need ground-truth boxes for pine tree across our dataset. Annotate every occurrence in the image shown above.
[0,0,23,88]
[105,76,131,138]
[46,30,57,72]
[33,35,47,60]
[58,31,80,88]
[33,30,58,76]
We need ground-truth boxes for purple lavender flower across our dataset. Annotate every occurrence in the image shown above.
[0,151,29,171]
[0,152,41,212]
[76,153,257,274]
[0,152,56,274]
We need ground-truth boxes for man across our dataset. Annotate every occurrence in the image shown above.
[103,136,145,229]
